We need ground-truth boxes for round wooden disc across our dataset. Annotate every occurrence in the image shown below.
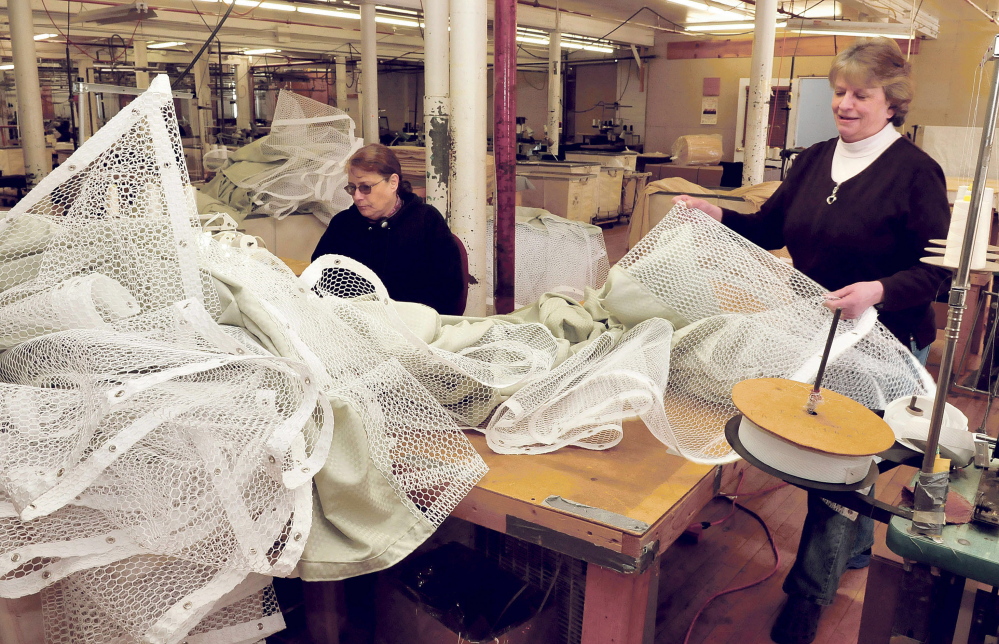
[931,239,999,253]
[921,255,999,272]
[924,247,999,260]
[731,378,894,456]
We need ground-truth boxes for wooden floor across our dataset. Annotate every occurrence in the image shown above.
[597,221,999,644]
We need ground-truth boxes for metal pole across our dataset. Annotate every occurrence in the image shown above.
[423,0,450,218]
[9,0,49,187]
[912,35,999,536]
[494,0,517,314]
[360,0,379,145]
[546,28,562,157]
[450,0,489,316]
[134,40,150,89]
[742,0,778,186]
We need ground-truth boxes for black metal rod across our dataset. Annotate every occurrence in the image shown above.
[175,0,237,89]
[813,307,843,393]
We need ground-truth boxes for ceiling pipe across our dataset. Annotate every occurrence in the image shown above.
[742,0,777,186]
[9,0,49,187]
[359,0,379,145]
[493,0,516,315]
[962,0,998,24]
[450,0,489,316]
[423,0,450,220]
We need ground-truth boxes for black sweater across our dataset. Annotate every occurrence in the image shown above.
[721,137,950,348]
[312,192,466,315]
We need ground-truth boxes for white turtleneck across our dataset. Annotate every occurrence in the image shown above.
[830,122,902,184]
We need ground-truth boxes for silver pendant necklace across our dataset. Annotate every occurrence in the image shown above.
[826,183,840,205]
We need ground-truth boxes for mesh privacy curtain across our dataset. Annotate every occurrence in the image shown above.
[0,76,330,644]
[614,202,933,462]
[230,90,361,223]
[484,210,610,307]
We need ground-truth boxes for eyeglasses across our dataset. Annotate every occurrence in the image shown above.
[344,177,387,195]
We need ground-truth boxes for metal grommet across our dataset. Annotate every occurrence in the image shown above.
[106,536,116,544]
[257,623,264,631]
[304,378,311,385]
[301,467,310,474]
[214,468,221,476]
[11,553,20,562]
[249,548,257,555]
[108,445,117,452]
[294,533,302,541]
[28,504,36,510]
[57,468,64,477]
[334,259,341,265]
[67,165,76,171]
[42,571,51,579]
[236,348,245,354]
[183,602,193,610]
[268,455,276,464]
[114,390,124,398]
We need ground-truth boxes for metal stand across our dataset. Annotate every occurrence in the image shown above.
[913,34,999,537]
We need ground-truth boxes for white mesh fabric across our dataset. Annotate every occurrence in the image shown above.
[235,90,361,223]
[617,203,932,462]
[0,77,328,644]
[485,210,610,306]
[485,319,673,454]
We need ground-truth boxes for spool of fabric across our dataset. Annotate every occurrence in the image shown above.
[944,185,993,270]
[670,135,723,166]
[738,415,874,484]
[883,395,974,465]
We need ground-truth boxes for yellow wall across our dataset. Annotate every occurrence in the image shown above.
[645,27,999,160]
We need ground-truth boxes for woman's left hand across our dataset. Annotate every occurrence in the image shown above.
[823,281,884,319]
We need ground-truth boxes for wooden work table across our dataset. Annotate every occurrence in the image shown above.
[453,419,743,644]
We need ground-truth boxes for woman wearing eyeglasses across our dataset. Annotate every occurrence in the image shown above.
[312,143,466,315]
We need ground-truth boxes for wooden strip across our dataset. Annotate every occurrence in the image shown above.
[581,563,657,644]
[667,36,918,60]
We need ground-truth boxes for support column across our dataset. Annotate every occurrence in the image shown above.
[134,40,150,89]
[360,1,379,145]
[423,0,450,217]
[193,57,212,178]
[234,57,251,132]
[493,0,516,314]
[9,0,49,186]
[742,0,778,186]
[450,0,489,316]
[335,56,348,111]
[546,29,562,156]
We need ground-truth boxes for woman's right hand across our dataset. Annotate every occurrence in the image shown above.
[672,195,723,222]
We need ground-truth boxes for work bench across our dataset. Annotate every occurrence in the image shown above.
[451,420,744,644]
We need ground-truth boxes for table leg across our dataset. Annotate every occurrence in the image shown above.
[581,562,660,644]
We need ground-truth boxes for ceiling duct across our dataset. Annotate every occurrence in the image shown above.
[72,2,157,25]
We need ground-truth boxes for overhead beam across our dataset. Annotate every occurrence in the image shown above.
[837,0,939,39]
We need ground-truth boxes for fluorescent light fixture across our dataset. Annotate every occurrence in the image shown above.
[148,41,186,48]
[687,21,787,31]
[516,36,550,46]
[244,48,280,55]
[72,1,157,24]
[667,0,721,12]
[783,18,915,39]
[258,1,296,10]
[34,33,59,40]
[376,4,417,14]
[375,15,419,27]
[0,64,13,70]
[297,5,359,18]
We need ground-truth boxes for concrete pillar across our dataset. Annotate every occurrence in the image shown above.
[742,0,778,186]
[134,40,149,89]
[234,57,251,131]
[9,0,49,186]
[423,0,450,217]
[360,1,379,144]
[450,0,489,315]
[546,30,562,156]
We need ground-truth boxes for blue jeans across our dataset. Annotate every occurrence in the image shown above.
[782,491,875,605]
[782,341,929,604]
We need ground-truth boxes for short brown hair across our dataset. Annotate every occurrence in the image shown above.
[828,37,914,126]
[348,143,412,195]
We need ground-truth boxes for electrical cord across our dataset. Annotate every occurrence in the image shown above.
[681,471,788,644]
